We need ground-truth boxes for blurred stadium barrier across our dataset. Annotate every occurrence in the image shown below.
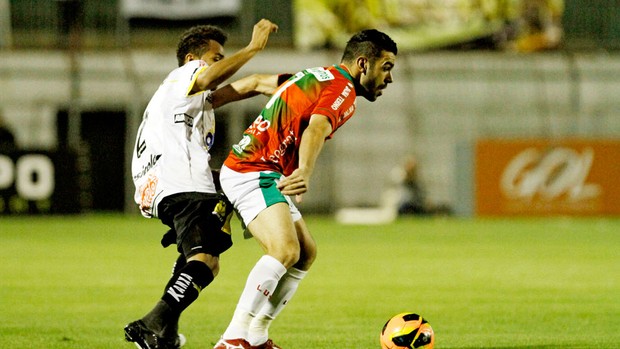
[2,50,618,216]
[1,1,619,216]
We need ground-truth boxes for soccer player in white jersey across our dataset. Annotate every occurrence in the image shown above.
[124,19,288,349]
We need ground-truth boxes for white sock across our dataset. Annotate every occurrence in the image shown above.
[248,268,307,345]
[223,255,287,340]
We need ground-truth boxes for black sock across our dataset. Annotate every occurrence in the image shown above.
[165,254,187,292]
[162,260,214,314]
[142,260,214,337]
[141,300,174,337]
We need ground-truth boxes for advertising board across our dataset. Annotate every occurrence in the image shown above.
[0,151,79,214]
[475,139,620,216]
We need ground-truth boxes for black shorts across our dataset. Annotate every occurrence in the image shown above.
[157,192,233,258]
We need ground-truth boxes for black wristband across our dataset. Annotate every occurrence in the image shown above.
[277,73,293,85]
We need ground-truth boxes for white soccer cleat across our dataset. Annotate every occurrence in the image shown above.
[178,333,186,347]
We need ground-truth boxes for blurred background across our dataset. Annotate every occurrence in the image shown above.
[0,0,618,218]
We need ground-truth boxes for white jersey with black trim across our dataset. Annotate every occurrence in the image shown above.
[131,59,217,217]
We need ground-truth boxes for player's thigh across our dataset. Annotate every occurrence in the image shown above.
[220,168,286,227]
[159,192,233,259]
[248,202,299,254]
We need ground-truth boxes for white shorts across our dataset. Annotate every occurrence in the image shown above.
[220,165,302,229]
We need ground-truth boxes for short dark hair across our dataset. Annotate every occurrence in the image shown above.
[341,29,397,64]
[176,25,228,67]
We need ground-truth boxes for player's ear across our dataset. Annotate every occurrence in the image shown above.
[184,53,196,64]
[357,57,368,75]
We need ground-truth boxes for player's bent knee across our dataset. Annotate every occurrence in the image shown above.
[271,245,300,268]
[297,237,317,269]
[299,245,317,269]
[188,253,220,276]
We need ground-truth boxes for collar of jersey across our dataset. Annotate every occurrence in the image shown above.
[334,64,354,82]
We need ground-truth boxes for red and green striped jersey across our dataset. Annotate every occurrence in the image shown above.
[225,65,357,175]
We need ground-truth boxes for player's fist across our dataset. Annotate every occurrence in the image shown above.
[248,19,278,52]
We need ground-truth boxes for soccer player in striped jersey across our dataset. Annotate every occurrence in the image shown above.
[214,29,397,349]
[124,19,286,349]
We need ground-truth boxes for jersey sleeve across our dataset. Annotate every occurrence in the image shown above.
[310,78,356,136]
[183,60,209,97]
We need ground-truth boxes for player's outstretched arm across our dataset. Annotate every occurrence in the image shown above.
[211,73,292,109]
[191,19,278,94]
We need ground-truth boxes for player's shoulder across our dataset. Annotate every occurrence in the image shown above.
[302,65,349,81]
[300,66,333,81]
[183,59,208,70]
[161,60,209,95]
[167,60,207,79]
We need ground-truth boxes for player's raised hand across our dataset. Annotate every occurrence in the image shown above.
[248,19,278,52]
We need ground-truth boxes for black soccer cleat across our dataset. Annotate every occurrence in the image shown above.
[125,320,158,349]
[124,320,185,349]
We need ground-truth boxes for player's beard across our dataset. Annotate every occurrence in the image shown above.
[362,84,383,102]
[362,76,387,102]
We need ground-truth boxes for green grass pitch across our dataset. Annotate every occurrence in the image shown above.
[1,214,619,348]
